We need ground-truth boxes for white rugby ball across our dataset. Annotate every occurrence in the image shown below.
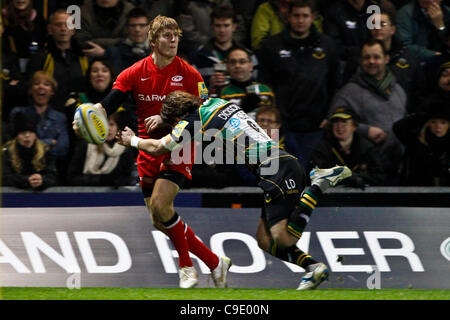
[74,103,109,144]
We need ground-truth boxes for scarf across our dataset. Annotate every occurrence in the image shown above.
[82,142,126,175]
[360,68,395,100]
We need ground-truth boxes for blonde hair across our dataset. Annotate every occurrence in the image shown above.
[6,139,49,173]
[148,15,182,47]
[29,71,58,93]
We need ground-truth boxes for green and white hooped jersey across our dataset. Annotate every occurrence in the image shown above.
[168,98,280,165]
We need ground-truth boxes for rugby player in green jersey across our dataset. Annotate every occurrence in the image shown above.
[118,91,352,290]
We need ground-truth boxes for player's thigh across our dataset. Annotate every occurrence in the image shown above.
[144,197,166,233]
[149,178,179,217]
[270,219,298,247]
[255,218,272,251]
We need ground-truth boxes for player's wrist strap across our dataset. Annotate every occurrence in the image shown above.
[131,136,142,149]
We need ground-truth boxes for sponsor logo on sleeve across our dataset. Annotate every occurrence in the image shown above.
[172,120,189,138]
[198,82,208,99]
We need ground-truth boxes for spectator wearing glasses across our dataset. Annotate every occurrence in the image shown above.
[106,7,151,73]
[218,47,275,118]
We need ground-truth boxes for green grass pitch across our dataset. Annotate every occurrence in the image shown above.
[1,288,449,300]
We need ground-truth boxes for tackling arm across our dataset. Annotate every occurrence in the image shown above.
[117,127,172,156]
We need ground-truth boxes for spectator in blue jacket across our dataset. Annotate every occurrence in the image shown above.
[9,71,69,175]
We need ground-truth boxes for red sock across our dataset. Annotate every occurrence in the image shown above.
[164,216,193,268]
[185,224,219,270]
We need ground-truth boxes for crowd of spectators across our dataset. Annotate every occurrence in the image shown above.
[1,0,449,190]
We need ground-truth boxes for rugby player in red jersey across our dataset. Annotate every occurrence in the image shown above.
[73,16,230,288]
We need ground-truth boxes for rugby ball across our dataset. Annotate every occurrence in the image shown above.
[74,103,108,144]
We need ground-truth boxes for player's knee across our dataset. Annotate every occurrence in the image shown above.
[149,197,166,215]
[256,233,270,251]
[271,230,291,248]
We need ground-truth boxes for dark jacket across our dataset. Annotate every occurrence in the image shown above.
[323,0,373,60]
[74,0,135,49]
[2,10,47,59]
[67,140,134,187]
[309,133,385,187]
[2,139,58,190]
[26,38,88,110]
[189,39,256,88]
[9,105,70,159]
[258,27,339,132]
[105,38,151,73]
[393,113,450,186]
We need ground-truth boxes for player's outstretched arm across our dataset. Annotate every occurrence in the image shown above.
[117,127,170,156]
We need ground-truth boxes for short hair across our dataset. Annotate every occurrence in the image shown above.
[226,46,253,61]
[29,71,58,92]
[148,15,182,45]
[361,39,388,56]
[289,0,317,14]
[256,106,281,124]
[126,7,149,24]
[211,4,236,23]
[160,91,202,125]
[378,8,396,26]
[49,8,70,25]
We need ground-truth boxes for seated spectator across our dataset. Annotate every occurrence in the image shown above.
[189,4,256,90]
[65,58,116,117]
[26,9,89,110]
[1,0,47,73]
[9,71,70,166]
[393,101,450,186]
[65,58,127,147]
[75,0,135,58]
[67,111,135,187]
[310,107,385,188]
[396,0,450,62]
[426,60,450,104]
[2,112,58,190]
[232,105,286,186]
[329,39,407,183]
[345,9,428,112]
[106,7,151,73]
[217,47,275,118]
[255,105,285,147]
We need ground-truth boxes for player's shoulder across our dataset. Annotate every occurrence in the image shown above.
[120,56,152,74]
[175,56,202,76]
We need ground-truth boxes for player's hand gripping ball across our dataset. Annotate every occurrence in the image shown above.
[73,103,109,144]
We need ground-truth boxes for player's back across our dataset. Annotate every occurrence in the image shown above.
[199,98,280,166]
